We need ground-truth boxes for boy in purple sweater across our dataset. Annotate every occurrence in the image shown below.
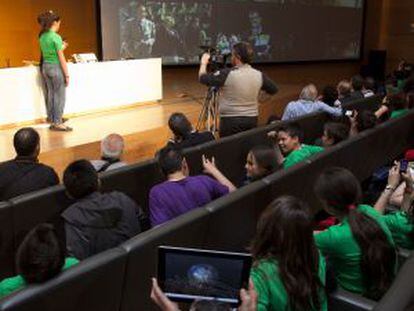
[149,147,236,227]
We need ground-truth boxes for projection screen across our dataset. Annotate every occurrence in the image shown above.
[100,0,365,64]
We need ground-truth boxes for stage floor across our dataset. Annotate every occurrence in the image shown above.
[0,83,300,177]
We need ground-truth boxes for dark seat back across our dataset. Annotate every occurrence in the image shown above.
[342,95,382,112]
[100,159,163,215]
[203,180,271,252]
[329,289,376,311]
[120,208,211,311]
[184,112,330,186]
[0,248,127,311]
[374,254,414,311]
[7,186,71,278]
[184,129,271,186]
[0,202,14,279]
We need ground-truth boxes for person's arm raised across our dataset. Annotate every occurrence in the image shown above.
[374,164,400,214]
[202,155,236,192]
[238,279,258,311]
[348,110,359,137]
[401,170,414,212]
[150,278,180,311]
[375,105,389,119]
[198,53,210,79]
[268,131,284,166]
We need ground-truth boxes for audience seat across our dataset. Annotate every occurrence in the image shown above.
[100,159,163,215]
[184,111,330,187]
[203,180,271,252]
[329,289,376,311]
[184,129,271,186]
[0,248,127,311]
[397,248,412,267]
[9,186,71,255]
[341,95,382,112]
[0,202,15,279]
[119,207,212,311]
[329,253,414,311]
[374,254,414,310]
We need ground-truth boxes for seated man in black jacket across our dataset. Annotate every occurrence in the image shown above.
[166,112,215,150]
[62,160,144,260]
[0,127,59,201]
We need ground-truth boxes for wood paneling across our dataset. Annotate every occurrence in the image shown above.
[385,0,414,70]
[0,0,97,68]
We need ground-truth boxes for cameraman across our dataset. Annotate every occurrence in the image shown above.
[199,42,278,137]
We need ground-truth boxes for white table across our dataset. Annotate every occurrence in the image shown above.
[0,58,163,126]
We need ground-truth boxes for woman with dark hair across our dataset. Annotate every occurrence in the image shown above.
[38,11,72,131]
[250,196,327,311]
[245,145,279,183]
[0,224,78,298]
[203,145,278,189]
[314,167,396,300]
[320,122,349,147]
[374,163,414,250]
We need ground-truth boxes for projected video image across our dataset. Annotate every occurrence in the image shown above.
[163,253,245,302]
[120,1,213,63]
[101,0,365,64]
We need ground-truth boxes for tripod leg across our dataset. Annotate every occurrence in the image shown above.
[196,97,209,131]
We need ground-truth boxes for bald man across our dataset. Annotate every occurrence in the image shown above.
[282,84,343,121]
[91,134,128,173]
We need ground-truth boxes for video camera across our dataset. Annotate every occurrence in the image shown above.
[199,46,230,72]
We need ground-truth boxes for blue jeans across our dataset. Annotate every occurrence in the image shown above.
[41,63,66,124]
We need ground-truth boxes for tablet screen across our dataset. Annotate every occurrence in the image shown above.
[158,246,252,306]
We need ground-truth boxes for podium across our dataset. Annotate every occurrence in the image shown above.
[0,58,163,127]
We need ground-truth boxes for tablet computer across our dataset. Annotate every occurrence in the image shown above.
[158,246,252,307]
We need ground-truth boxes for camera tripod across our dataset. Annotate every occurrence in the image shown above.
[196,86,220,133]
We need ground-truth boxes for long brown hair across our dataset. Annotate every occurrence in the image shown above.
[250,196,324,310]
[314,167,396,300]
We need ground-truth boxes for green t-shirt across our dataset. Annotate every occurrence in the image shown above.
[250,254,327,311]
[315,205,395,294]
[39,30,64,64]
[283,144,324,169]
[383,211,414,250]
[0,257,79,299]
[390,109,409,119]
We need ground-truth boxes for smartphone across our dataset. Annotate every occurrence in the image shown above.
[345,110,354,117]
[400,159,409,173]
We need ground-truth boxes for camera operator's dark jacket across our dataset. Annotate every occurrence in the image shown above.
[200,64,278,117]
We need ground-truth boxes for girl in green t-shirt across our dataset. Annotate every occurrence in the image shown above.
[374,163,414,250]
[37,11,72,132]
[250,196,327,311]
[314,167,396,300]
[0,224,78,299]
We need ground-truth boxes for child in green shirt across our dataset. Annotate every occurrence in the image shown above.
[314,167,396,300]
[250,196,327,311]
[374,163,414,250]
[0,224,79,299]
[268,123,324,169]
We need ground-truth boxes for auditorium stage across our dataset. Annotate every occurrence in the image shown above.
[0,83,300,177]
